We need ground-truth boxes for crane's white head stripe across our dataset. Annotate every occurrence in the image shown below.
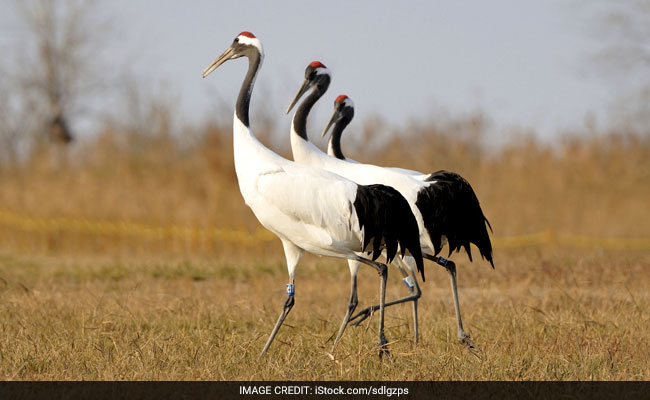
[308,61,331,77]
[315,67,331,76]
[237,33,263,54]
[335,95,354,109]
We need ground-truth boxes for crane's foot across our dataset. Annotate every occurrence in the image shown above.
[459,331,480,356]
[348,306,375,327]
[378,333,390,360]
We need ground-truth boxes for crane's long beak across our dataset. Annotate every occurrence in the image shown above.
[321,108,342,138]
[286,79,313,114]
[202,46,235,78]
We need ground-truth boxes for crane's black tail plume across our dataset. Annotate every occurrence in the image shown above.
[415,170,494,268]
[354,184,425,281]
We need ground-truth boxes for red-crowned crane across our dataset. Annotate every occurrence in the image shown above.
[286,62,493,350]
[201,33,424,358]
[323,93,495,350]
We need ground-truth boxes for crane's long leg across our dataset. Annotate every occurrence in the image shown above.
[423,254,476,350]
[354,256,389,359]
[260,291,294,357]
[331,259,360,351]
[259,240,304,358]
[348,279,421,327]
[348,256,422,345]
[396,256,421,344]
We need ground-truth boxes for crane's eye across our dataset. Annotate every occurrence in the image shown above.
[234,37,239,43]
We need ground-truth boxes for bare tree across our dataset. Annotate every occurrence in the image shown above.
[592,0,650,133]
[10,0,110,145]
[596,1,650,75]
[0,71,21,164]
[0,64,42,165]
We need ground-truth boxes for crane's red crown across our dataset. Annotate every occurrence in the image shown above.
[309,61,327,69]
[238,31,256,38]
[336,95,349,103]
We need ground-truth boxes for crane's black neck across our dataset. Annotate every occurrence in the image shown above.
[293,84,328,141]
[329,116,352,160]
[236,52,262,128]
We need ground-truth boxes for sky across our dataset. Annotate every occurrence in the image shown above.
[0,0,637,144]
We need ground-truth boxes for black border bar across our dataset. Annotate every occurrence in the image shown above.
[0,381,647,400]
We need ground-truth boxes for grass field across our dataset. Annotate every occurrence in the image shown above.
[1,248,648,380]
[1,120,650,380]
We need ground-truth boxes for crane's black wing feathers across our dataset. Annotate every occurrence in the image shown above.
[354,184,426,281]
[416,170,494,268]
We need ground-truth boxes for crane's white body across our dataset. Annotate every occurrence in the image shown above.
[234,117,365,260]
[290,123,437,253]
[327,148,425,179]
[316,94,494,352]
[325,143,429,181]
[385,166,426,179]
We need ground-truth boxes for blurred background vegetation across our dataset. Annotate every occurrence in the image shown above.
[1,0,649,259]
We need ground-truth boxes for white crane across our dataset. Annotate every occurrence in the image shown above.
[287,62,427,346]
[201,32,424,357]
[323,93,495,350]
[286,62,493,350]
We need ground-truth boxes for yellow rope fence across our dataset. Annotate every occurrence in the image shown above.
[1,209,650,254]
[0,209,276,255]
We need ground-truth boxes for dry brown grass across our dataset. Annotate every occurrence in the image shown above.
[0,249,648,380]
[2,123,650,241]
[1,117,649,380]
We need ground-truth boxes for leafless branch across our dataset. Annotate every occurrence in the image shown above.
[8,0,111,146]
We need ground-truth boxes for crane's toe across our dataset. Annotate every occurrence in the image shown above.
[378,333,390,360]
[349,306,373,326]
[459,332,480,356]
